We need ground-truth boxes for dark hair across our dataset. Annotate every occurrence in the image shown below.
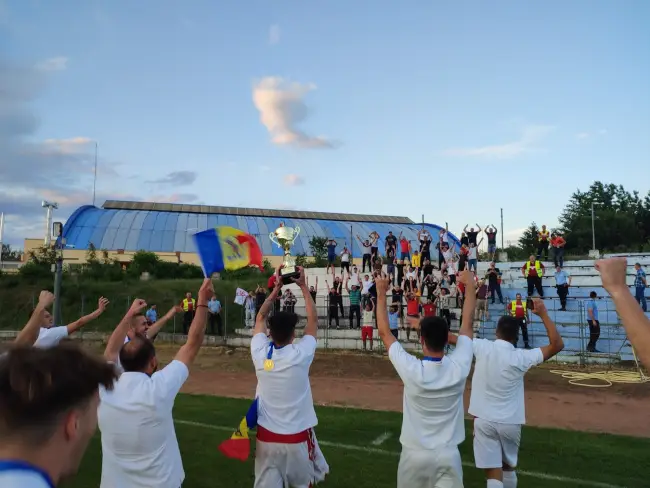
[119,334,156,372]
[268,311,299,345]
[496,316,520,344]
[0,343,117,444]
[419,316,450,352]
[590,291,597,298]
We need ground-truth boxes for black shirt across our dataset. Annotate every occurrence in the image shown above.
[467,231,479,245]
[310,290,317,301]
[328,291,338,308]
[386,247,396,261]
[486,231,497,244]
[255,292,266,308]
[385,235,397,248]
[392,290,403,304]
[461,235,469,246]
[420,239,431,253]
[423,264,434,276]
[486,267,501,285]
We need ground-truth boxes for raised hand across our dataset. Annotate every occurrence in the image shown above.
[458,270,475,288]
[129,298,147,315]
[595,258,628,293]
[169,305,183,315]
[97,297,110,312]
[374,272,392,296]
[198,278,214,303]
[530,298,547,316]
[292,266,307,288]
[38,290,55,308]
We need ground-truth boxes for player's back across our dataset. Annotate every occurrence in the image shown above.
[469,339,543,424]
[251,333,318,434]
[388,336,474,450]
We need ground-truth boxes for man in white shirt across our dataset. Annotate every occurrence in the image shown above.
[0,337,117,487]
[33,297,110,348]
[469,298,564,488]
[251,266,329,487]
[375,270,476,488]
[97,279,212,488]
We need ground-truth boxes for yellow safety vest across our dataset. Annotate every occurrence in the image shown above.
[525,261,543,277]
[538,230,549,241]
[182,298,195,312]
[510,300,526,316]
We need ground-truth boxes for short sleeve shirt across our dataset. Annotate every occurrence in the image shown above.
[34,326,69,348]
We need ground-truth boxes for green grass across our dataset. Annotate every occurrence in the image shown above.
[61,394,649,488]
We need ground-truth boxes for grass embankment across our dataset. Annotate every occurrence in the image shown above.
[0,277,263,334]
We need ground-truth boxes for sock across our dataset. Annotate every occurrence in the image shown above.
[487,480,503,488]
[503,471,517,488]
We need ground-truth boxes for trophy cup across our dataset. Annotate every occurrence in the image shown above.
[269,222,301,284]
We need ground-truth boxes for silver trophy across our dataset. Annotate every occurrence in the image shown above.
[269,222,301,283]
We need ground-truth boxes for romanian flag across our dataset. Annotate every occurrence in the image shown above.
[193,226,263,276]
[218,398,259,461]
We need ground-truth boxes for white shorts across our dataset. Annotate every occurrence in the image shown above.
[473,418,522,469]
[397,445,463,488]
[255,429,329,488]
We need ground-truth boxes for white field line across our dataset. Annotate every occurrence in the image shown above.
[175,419,625,488]
[371,431,392,446]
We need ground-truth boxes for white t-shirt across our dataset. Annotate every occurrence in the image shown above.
[362,280,373,294]
[349,272,360,287]
[388,336,473,450]
[34,326,68,348]
[251,333,318,434]
[98,360,189,488]
[468,247,477,259]
[469,339,544,425]
[362,242,372,253]
[341,252,350,263]
[441,233,449,244]
[0,465,52,488]
[362,310,374,327]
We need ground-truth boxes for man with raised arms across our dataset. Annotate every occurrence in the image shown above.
[375,270,476,487]
[251,266,329,487]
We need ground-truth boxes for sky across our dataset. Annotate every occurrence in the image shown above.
[1,0,649,248]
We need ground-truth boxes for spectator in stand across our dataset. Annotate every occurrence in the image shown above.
[385,231,397,253]
[475,279,489,333]
[373,254,384,274]
[551,233,566,268]
[411,250,421,276]
[345,278,362,329]
[522,255,545,297]
[554,266,572,311]
[361,299,375,351]
[356,234,374,272]
[267,274,282,313]
[485,262,504,304]
[388,304,400,339]
[586,291,600,352]
[468,242,478,272]
[422,297,436,318]
[418,229,432,263]
[208,294,223,336]
[464,224,482,246]
[361,274,373,308]
[332,276,345,317]
[245,291,256,328]
[325,280,340,329]
[405,287,419,341]
[348,265,360,287]
[443,246,458,285]
[326,239,338,276]
[181,292,195,335]
[145,304,157,324]
[254,286,267,316]
[460,232,468,247]
[392,282,404,322]
[485,224,498,261]
[398,233,411,263]
[386,247,396,284]
[396,259,405,284]
[339,246,351,275]
[306,276,318,302]
[634,262,648,312]
[421,273,437,301]
[509,293,531,349]
[422,257,434,277]
[537,225,551,261]
[370,231,380,261]
[435,287,451,328]
[282,289,297,314]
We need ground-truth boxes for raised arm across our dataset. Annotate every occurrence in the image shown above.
[294,267,317,338]
[476,223,482,232]
[457,271,476,339]
[596,258,650,368]
[66,297,109,335]
[104,298,147,362]
[344,278,350,293]
[174,279,212,367]
[14,291,54,346]
[530,298,564,360]
[375,273,396,349]
[147,305,182,338]
[463,224,468,233]
[254,268,283,336]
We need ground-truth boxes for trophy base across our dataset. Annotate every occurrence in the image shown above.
[279,266,300,284]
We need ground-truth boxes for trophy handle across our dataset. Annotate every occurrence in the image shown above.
[293,226,300,241]
[269,232,279,246]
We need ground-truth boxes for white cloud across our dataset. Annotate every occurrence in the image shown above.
[147,170,197,186]
[42,137,93,154]
[283,174,305,186]
[576,132,590,140]
[443,125,554,159]
[35,56,68,72]
[269,24,281,45]
[252,76,336,149]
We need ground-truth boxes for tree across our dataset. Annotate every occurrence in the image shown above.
[308,236,328,267]
[518,222,540,256]
[1,244,22,262]
[86,242,98,264]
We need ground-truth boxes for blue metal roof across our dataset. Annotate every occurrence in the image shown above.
[62,205,460,258]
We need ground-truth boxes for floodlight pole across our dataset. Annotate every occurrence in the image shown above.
[591,202,596,251]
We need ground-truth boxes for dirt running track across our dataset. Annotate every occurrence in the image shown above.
[155,346,650,438]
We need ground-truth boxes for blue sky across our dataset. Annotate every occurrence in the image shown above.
[1,0,649,247]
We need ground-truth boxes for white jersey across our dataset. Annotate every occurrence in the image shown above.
[251,333,318,434]
[469,339,544,424]
[0,463,52,488]
[388,336,473,449]
[98,360,189,488]
[34,326,68,348]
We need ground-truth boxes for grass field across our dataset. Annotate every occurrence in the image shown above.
[61,394,649,488]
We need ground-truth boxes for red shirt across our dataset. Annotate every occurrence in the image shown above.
[512,300,526,318]
[422,303,436,317]
[406,298,419,316]
[522,261,545,278]
[457,282,465,295]
[400,239,410,253]
[268,274,281,290]
[551,236,566,248]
